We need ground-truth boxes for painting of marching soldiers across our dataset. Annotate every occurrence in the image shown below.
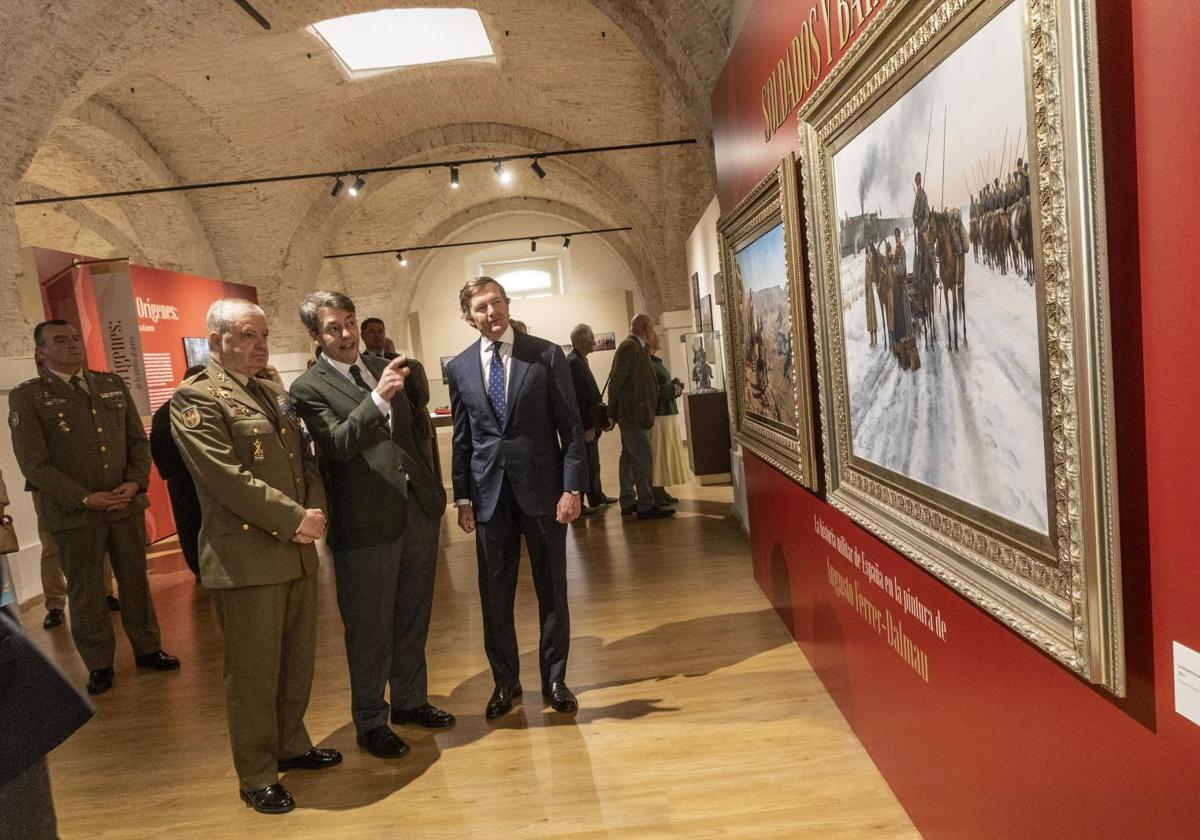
[730,223,797,430]
[831,3,1050,536]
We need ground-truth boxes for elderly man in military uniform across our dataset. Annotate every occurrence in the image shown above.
[170,298,339,815]
[9,319,178,696]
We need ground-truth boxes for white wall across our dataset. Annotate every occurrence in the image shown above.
[409,213,643,407]
[685,195,725,336]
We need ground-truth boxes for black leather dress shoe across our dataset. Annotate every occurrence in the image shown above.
[277,747,343,772]
[356,726,410,758]
[579,505,598,517]
[391,703,456,729]
[637,506,675,519]
[106,595,121,612]
[86,667,114,695]
[621,506,636,516]
[595,496,619,506]
[135,650,181,671]
[240,783,294,814]
[485,683,523,719]
[43,608,64,629]
[542,681,579,713]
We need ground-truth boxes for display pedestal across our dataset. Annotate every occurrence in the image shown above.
[684,391,731,483]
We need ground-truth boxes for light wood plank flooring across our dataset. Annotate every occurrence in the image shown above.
[15,434,917,838]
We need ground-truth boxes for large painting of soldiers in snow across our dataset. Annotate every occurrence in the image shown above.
[718,154,819,490]
[799,0,1124,693]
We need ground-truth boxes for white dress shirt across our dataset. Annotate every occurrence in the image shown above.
[479,325,515,394]
[324,354,390,421]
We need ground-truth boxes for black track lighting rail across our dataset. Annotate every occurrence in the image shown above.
[15,138,697,207]
[323,226,631,260]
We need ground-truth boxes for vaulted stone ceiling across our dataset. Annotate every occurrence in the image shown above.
[0,0,732,354]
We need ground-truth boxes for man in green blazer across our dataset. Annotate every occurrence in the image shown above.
[9,319,178,695]
[170,299,339,815]
[289,291,452,761]
[608,314,674,518]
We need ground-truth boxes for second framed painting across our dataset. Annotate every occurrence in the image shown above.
[718,153,819,491]
[799,0,1123,693]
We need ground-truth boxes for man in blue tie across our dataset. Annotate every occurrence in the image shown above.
[445,277,587,719]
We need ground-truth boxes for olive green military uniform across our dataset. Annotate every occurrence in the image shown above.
[8,370,162,671]
[169,360,326,792]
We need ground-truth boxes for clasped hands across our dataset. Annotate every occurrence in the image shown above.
[83,481,141,511]
[291,509,327,544]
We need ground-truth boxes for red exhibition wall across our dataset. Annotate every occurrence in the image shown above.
[714,1,1200,837]
[34,248,256,544]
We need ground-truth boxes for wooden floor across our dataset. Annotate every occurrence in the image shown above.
[16,435,917,838]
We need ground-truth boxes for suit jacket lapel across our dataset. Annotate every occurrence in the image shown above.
[44,371,87,409]
[504,332,532,432]
[459,340,500,429]
[315,356,370,406]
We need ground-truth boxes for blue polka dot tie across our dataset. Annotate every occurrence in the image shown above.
[487,341,507,425]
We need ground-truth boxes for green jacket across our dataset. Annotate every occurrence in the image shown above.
[9,370,150,532]
[649,355,679,417]
[169,361,325,589]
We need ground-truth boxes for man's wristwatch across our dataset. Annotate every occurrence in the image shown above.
[568,490,580,496]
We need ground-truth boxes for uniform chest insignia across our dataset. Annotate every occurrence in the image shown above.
[253,438,265,462]
[206,385,254,417]
[276,394,299,420]
[58,417,71,434]
[8,411,17,428]
[181,405,201,429]
[42,397,67,406]
[98,390,123,400]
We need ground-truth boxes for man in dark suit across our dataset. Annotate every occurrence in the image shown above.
[149,364,206,580]
[361,316,442,482]
[566,323,616,513]
[446,277,586,718]
[290,292,453,760]
[609,314,674,518]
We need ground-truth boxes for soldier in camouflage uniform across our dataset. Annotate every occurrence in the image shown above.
[9,320,178,695]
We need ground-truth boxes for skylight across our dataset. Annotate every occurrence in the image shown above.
[311,8,494,78]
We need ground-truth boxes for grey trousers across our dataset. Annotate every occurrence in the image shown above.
[332,500,441,735]
[212,574,316,791]
[51,515,160,671]
[618,424,655,512]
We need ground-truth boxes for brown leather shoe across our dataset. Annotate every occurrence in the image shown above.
[391,703,456,728]
[43,608,64,629]
[240,783,294,814]
[485,683,523,720]
[277,747,343,772]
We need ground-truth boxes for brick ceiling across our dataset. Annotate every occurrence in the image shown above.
[0,0,732,354]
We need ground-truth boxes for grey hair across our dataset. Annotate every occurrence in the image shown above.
[299,290,356,333]
[206,299,265,335]
[570,323,593,345]
[630,313,653,335]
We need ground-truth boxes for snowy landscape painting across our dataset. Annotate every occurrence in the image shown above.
[731,223,797,431]
[829,3,1049,535]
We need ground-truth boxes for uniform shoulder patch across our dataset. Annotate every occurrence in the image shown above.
[8,410,18,428]
[180,405,202,429]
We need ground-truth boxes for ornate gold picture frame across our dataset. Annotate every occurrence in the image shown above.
[718,154,819,490]
[799,0,1123,692]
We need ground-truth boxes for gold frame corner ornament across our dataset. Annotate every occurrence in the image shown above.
[797,0,1123,694]
[718,154,821,492]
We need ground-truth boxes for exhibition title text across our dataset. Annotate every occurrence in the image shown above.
[761,0,883,141]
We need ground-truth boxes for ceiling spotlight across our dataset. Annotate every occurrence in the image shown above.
[348,175,365,196]
[450,166,460,189]
[530,158,546,179]
[530,239,537,252]
[494,161,512,184]
[330,177,344,198]
[562,236,571,249]
[395,251,408,267]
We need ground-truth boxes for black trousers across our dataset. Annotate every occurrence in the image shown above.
[584,433,607,507]
[474,477,570,688]
[166,476,202,577]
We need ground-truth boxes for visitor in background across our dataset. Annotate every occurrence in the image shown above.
[646,330,692,506]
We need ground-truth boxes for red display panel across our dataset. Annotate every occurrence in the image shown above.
[718,1,1200,836]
